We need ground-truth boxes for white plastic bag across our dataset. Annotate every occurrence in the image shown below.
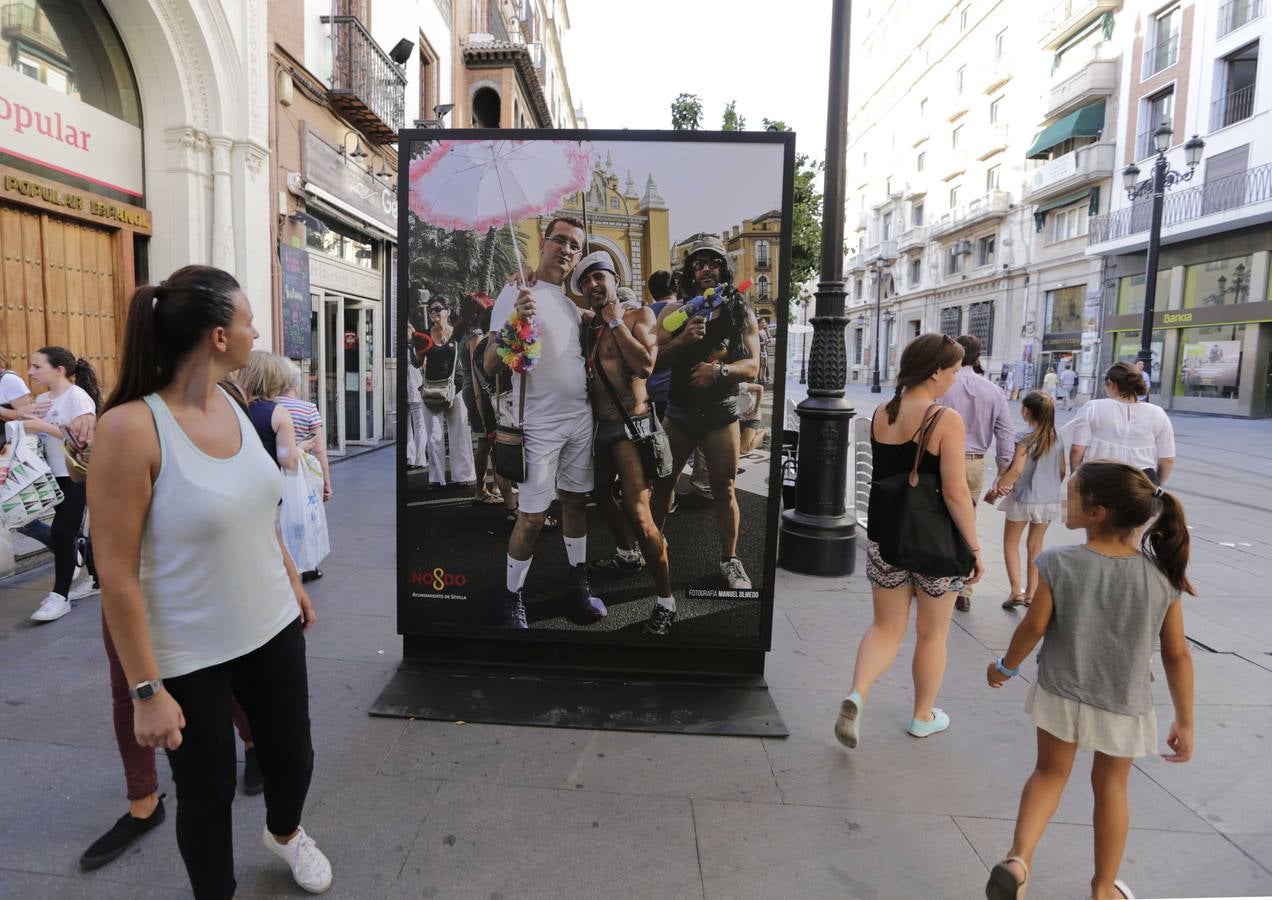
[280,455,329,573]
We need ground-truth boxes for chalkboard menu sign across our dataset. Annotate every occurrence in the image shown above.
[279,245,312,359]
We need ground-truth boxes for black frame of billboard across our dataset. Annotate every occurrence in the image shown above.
[396,128,795,678]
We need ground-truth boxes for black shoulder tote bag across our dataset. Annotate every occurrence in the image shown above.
[867,406,976,578]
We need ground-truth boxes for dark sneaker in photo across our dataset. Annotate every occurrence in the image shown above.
[243,745,264,795]
[501,589,529,629]
[569,564,608,621]
[589,548,645,574]
[79,794,167,871]
[644,605,675,636]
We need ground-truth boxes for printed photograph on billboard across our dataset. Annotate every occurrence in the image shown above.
[397,131,792,647]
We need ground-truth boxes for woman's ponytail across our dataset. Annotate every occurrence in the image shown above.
[1143,489,1196,596]
[72,358,103,413]
[884,387,903,424]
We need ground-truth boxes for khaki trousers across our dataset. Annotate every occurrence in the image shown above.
[962,457,986,598]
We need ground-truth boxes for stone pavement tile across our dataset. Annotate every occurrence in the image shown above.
[388,780,702,900]
[694,799,987,900]
[307,564,397,619]
[0,869,188,899]
[377,719,515,782]
[305,657,409,780]
[762,688,1212,832]
[1149,651,1272,706]
[954,816,1272,899]
[1229,832,1272,875]
[0,631,116,751]
[1131,705,1272,836]
[1178,608,1272,661]
[303,611,402,664]
[1185,594,1272,648]
[0,584,94,668]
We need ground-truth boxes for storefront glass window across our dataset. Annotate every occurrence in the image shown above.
[1116,270,1173,315]
[0,0,141,126]
[306,215,378,269]
[1111,330,1165,389]
[1176,324,1245,399]
[1183,255,1252,308]
[1044,286,1084,335]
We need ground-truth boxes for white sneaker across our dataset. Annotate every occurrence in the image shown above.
[68,578,100,601]
[263,826,332,894]
[719,557,752,590]
[31,592,72,623]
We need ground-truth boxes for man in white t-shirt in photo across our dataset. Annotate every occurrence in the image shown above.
[485,216,605,629]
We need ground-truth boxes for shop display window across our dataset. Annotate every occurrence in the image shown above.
[1116,270,1173,315]
[1175,324,1245,399]
[1183,255,1252,308]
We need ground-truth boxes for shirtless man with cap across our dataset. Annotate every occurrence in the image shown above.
[484,216,605,628]
[572,252,674,634]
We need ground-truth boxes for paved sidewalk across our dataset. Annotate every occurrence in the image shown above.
[1,407,1271,898]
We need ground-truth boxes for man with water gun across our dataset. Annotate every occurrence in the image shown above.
[647,236,762,626]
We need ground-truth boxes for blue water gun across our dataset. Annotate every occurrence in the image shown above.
[663,278,753,332]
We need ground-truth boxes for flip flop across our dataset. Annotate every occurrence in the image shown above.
[1001,593,1030,610]
[475,490,503,505]
[1113,880,1134,899]
[986,856,1028,900]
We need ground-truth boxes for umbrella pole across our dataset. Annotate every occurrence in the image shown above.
[494,167,527,291]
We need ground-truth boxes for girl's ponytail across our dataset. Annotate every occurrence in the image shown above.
[72,357,103,413]
[1143,489,1196,595]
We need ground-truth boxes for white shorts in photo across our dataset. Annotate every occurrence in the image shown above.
[1001,497,1061,524]
[518,413,594,514]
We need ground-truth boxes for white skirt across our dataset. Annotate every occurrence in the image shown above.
[1025,681,1157,758]
[1001,496,1061,524]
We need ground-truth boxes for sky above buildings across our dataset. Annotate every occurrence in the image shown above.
[564,0,832,180]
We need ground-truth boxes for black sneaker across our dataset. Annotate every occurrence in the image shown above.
[243,746,264,795]
[569,564,607,621]
[301,569,323,583]
[79,794,167,871]
[589,549,645,574]
[644,605,676,635]
[502,589,529,629]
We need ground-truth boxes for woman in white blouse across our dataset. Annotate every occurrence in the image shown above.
[1069,361,1176,485]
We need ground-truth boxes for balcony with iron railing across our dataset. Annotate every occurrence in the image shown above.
[325,16,406,143]
[1088,161,1272,245]
[929,190,1013,239]
[1026,141,1116,201]
[1039,0,1121,50]
[471,0,511,42]
[1142,32,1180,79]
[898,225,928,252]
[864,240,899,264]
[1211,83,1256,130]
[1218,0,1264,36]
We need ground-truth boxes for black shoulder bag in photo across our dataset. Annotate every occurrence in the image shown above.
[590,342,672,481]
[867,406,976,577]
[492,370,527,483]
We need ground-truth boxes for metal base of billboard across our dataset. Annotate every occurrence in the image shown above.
[370,649,788,737]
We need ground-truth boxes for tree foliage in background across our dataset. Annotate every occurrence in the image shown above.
[722,100,745,131]
[406,223,525,326]
[670,93,703,130]
[762,119,823,299]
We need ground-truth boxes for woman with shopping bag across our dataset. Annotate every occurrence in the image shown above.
[88,265,331,897]
[274,358,331,580]
[18,347,101,622]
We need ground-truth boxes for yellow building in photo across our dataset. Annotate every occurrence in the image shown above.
[673,209,782,322]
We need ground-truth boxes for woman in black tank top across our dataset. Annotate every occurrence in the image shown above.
[833,334,984,752]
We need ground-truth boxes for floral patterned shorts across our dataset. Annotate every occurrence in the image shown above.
[866,541,966,599]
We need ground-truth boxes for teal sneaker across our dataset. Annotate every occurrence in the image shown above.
[834,692,863,749]
[907,707,950,738]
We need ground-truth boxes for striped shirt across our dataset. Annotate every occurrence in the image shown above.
[274,395,323,442]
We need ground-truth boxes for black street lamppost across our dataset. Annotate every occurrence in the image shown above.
[798,298,810,384]
[868,257,893,393]
[778,0,856,576]
[1122,123,1204,387]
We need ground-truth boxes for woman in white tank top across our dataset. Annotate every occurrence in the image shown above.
[88,266,332,897]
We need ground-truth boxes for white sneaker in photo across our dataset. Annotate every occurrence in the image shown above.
[263,826,332,894]
[719,557,752,590]
[30,592,72,623]
[67,578,100,602]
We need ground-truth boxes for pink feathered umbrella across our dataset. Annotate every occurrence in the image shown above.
[408,139,595,287]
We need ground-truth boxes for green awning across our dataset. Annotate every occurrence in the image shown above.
[1027,100,1106,159]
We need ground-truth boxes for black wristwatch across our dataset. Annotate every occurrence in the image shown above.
[129,678,163,701]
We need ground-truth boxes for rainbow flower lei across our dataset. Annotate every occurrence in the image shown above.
[495,309,541,374]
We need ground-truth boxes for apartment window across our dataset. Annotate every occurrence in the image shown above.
[1213,42,1259,130]
[756,240,771,267]
[946,244,963,275]
[1203,144,1251,214]
[957,65,966,95]
[986,165,1001,191]
[1049,204,1088,243]
[912,201,924,226]
[418,38,438,124]
[882,211,893,240]
[949,185,960,208]
[995,29,1007,62]
[989,97,1002,124]
[1138,87,1175,159]
[909,257,922,286]
[952,125,962,148]
[977,235,996,266]
[886,176,893,196]
[855,278,864,300]
[1219,0,1265,36]
[960,6,969,31]
[757,275,771,300]
[854,328,864,364]
[940,306,963,336]
[862,151,868,166]
[967,300,995,354]
[1144,5,1181,77]
[917,151,926,173]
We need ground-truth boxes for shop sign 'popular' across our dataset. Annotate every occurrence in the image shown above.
[3,173,150,230]
[0,66,143,198]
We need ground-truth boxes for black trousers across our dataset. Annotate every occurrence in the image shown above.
[51,476,86,597]
[163,618,314,900]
